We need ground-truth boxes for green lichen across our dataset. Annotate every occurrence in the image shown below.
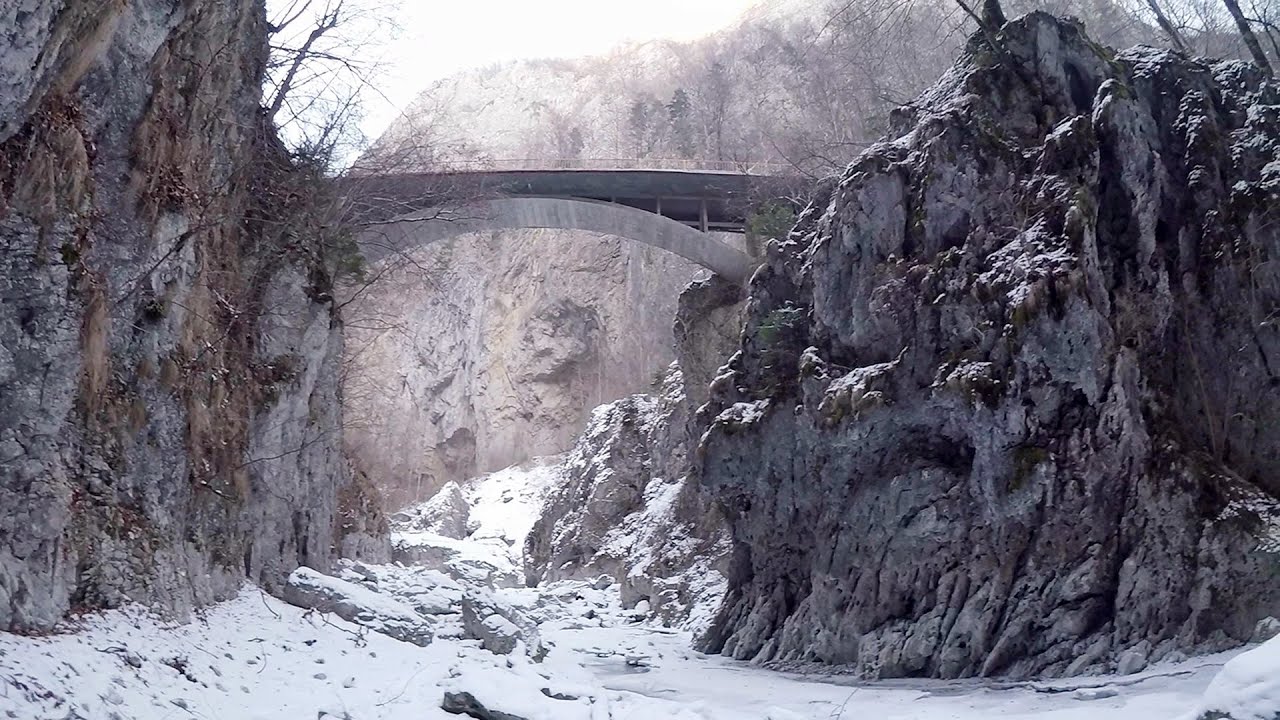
[59,241,81,267]
[756,305,804,345]
[1010,445,1049,492]
[747,201,797,243]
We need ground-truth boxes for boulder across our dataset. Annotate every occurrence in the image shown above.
[391,535,524,588]
[460,592,545,659]
[441,691,531,720]
[1115,641,1151,676]
[282,567,433,647]
[395,481,471,540]
[1252,617,1280,645]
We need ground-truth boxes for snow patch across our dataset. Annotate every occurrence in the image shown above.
[391,458,565,585]
[714,399,771,426]
[1191,636,1280,720]
[1216,480,1280,555]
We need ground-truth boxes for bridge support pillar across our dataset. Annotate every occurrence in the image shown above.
[656,196,663,218]
[700,198,709,233]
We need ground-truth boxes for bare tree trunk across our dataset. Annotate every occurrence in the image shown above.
[982,0,1007,27]
[954,0,1003,49]
[1222,0,1275,77]
[1144,0,1189,52]
[1260,16,1280,61]
[269,1,345,119]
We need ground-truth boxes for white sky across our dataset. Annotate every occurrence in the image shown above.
[362,0,760,140]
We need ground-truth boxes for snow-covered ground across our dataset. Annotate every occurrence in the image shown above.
[390,458,565,586]
[1,576,1264,720]
[2,461,1275,720]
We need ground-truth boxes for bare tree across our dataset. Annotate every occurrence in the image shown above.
[266,0,402,164]
[1144,0,1193,49]
[1222,0,1276,74]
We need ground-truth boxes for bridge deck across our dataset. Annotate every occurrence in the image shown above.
[346,169,802,232]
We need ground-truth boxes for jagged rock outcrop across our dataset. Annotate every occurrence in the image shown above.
[695,13,1280,678]
[525,273,746,629]
[675,276,747,412]
[342,228,706,510]
[394,480,471,540]
[524,371,733,629]
[0,2,382,631]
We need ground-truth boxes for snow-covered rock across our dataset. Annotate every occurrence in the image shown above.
[0,567,1266,720]
[394,533,527,589]
[282,567,434,647]
[395,481,472,539]
[693,12,1280,678]
[525,366,734,633]
[462,591,546,659]
[464,610,521,656]
[1253,617,1280,644]
[334,559,464,615]
[1193,636,1280,720]
[392,459,565,588]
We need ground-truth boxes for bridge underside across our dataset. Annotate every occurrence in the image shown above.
[347,169,801,232]
[449,171,760,232]
[360,197,759,283]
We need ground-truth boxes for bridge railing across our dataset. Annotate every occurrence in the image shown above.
[426,158,796,175]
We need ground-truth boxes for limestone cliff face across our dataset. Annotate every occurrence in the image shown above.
[523,371,733,630]
[694,14,1280,678]
[343,229,705,510]
[523,276,744,630]
[0,1,381,631]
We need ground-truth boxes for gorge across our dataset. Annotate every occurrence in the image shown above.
[1,2,1278,719]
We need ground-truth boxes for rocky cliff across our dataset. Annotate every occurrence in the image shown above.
[0,1,381,631]
[342,229,706,510]
[524,276,744,629]
[694,13,1280,678]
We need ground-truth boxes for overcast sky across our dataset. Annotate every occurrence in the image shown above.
[360,0,760,140]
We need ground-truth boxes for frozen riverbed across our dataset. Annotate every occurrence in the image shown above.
[2,459,1274,720]
[0,573,1257,720]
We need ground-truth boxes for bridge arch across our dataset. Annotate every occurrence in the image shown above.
[359,197,759,284]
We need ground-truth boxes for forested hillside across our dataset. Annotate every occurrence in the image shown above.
[368,0,1277,175]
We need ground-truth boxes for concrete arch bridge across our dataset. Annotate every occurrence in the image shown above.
[348,169,804,284]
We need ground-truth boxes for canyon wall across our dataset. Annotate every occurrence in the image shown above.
[342,229,706,510]
[0,1,380,631]
[524,276,746,630]
[694,13,1280,678]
